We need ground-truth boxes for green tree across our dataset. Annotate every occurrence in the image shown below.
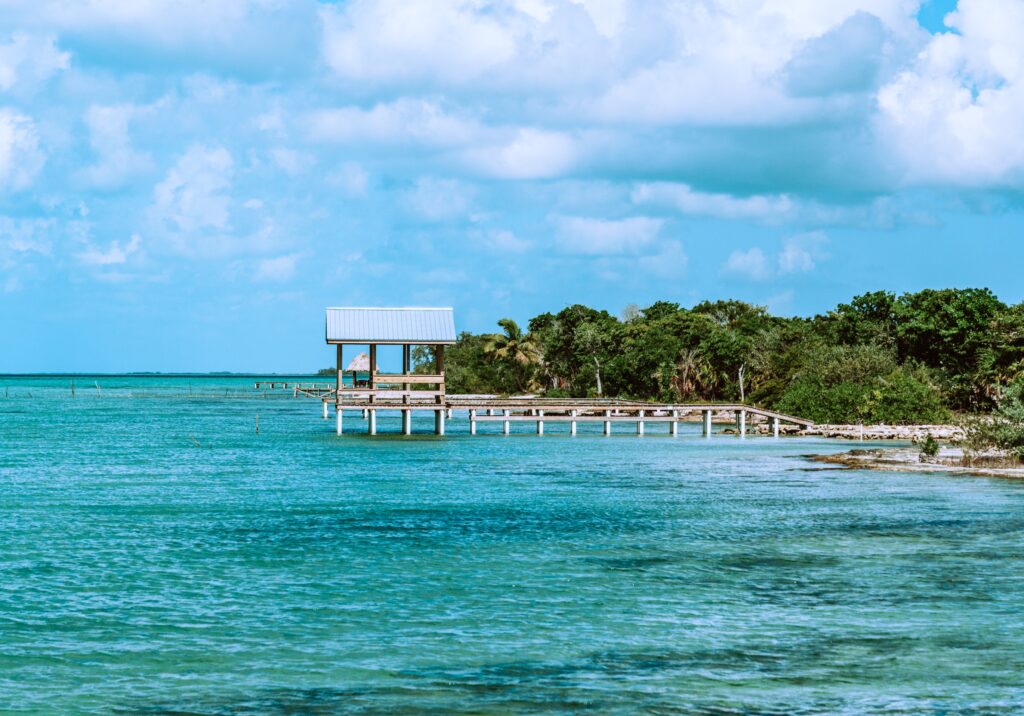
[483,319,540,393]
[894,288,1006,409]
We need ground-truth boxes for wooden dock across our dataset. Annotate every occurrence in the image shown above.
[254,383,813,437]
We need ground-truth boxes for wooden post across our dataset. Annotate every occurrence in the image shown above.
[570,409,577,436]
[671,410,679,437]
[368,409,377,435]
[637,409,645,436]
[537,409,544,435]
[403,410,412,435]
[402,344,411,406]
[703,410,712,437]
[470,409,477,435]
[604,409,612,436]
[772,416,780,439]
[368,343,377,405]
[336,408,343,436]
[740,409,746,439]
[503,409,510,435]
[435,409,445,436]
[322,400,328,419]
[335,344,342,409]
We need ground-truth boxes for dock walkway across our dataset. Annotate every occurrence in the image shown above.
[254,382,813,437]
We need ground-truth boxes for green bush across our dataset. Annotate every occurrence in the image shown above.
[775,346,948,424]
[966,379,1024,459]
[920,433,939,460]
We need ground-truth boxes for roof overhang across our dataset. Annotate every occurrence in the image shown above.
[325,307,457,345]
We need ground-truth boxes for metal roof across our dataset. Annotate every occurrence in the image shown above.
[325,307,457,344]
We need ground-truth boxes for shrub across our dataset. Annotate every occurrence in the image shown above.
[919,433,939,460]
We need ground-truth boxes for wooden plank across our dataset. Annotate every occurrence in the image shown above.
[374,374,444,384]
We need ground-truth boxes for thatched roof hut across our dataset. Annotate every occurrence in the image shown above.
[345,352,378,372]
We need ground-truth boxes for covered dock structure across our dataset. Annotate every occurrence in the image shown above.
[255,305,815,437]
[326,306,456,435]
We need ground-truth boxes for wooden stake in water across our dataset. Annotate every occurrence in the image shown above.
[71,380,75,399]
[95,381,101,397]
[256,414,260,434]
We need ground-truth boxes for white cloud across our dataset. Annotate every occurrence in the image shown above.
[79,104,153,189]
[724,247,771,281]
[461,128,577,179]
[270,148,314,176]
[637,239,687,278]
[254,253,300,282]
[321,0,518,85]
[778,231,829,273]
[555,215,662,255]
[77,233,142,266]
[487,229,533,253]
[329,162,369,198]
[725,232,830,280]
[403,177,474,221]
[153,145,233,234]
[307,99,483,147]
[0,33,69,91]
[632,182,796,222]
[0,217,54,256]
[877,0,1024,187]
[0,108,44,191]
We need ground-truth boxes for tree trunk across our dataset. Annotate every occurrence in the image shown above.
[593,355,603,397]
[738,364,746,402]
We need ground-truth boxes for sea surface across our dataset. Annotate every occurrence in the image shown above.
[2,375,1023,715]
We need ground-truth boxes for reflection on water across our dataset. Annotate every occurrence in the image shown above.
[2,375,1024,714]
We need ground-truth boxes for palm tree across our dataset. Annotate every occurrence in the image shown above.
[672,348,713,401]
[484,318,541,392]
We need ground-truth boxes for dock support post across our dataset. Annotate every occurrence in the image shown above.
[322,401,328,419]
[470,409,477,436]
[604,409,612,436]
[772,416,779,439]
[368,409,377,436]
[503,409,510,435]
[403,409,412,435]
[570,410,577,436]
[446,408,453,419]
[637,410,645,436]
[671,410,679,437]
[537,409,544,435]
[336,408,343,436]
[487,409,494,416]
[362,408,368,420]
[735,410,746,439]
[435,410,445,436]
[703,410,712,437]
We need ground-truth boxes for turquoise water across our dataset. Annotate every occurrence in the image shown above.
[2,376,1024,714]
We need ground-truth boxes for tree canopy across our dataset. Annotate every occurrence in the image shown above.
[440,288,1023,424]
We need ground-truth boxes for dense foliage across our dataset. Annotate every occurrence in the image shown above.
[964,378,1024,459]
[440,289,1024,424]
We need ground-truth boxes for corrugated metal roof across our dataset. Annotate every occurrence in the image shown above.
[325,307,457,344]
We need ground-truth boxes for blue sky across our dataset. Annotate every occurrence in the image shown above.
[1,0,1021,372]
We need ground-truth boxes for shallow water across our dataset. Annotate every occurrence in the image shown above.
[2,376,1023,714]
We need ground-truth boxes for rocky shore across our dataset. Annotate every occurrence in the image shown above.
[811,446,1024,479]
[795,424,966,441]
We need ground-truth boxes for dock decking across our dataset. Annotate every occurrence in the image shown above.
[254,382,813,437]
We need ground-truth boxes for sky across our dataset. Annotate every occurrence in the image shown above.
[1,0,1023,372]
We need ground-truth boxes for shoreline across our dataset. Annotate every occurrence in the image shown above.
[811,446,1024,479]
[793,424,965,441]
